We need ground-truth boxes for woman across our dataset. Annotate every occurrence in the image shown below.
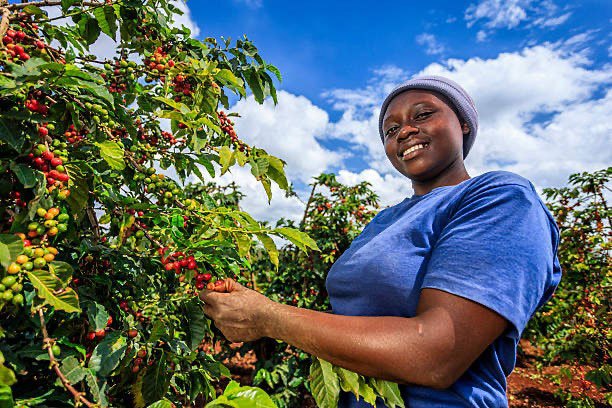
[200,75,562,407]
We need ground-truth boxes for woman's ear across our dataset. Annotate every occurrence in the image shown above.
[462,123,470,135]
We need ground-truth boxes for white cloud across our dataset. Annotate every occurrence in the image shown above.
[336,169,414,208]
[213,166,305,225]
[231,91,343,184]
[171,0,201,37]
[465,0,571,39]
[415,33,446,55]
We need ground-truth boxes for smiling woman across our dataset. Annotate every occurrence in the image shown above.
[200,75,562,408]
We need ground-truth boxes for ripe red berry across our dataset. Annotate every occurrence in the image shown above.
[196,282,205,290]
[137,349,147,358]
[119,300,129,309]
[95,329,106,338]
[202,273,212,281]
[134,357,143,366]
[41,150,54,160]
[132,365,140,373]
[87,332,96,341]
[38,126,48,136]
[107,316,113,326]
[50,157,62,167]
[127,329,138,338]
[35,40,45,49]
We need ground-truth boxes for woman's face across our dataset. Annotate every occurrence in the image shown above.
[381,89,468,182]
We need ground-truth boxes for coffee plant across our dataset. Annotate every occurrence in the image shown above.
[0,1,318,406]
[525,167,611,406]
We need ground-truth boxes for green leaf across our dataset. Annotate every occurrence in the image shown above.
[266,156,288,191]
[358,378,377,406]
[61,356,87,384]
[206,380,277,408]
[93,6,117,40]
[88,332,127,377]
[309,358,340,408]
[48,261,74,286]
[9,57,48,79]
[336,367,360,398]
[78,15,101,45]
[266,64,282,82]
[219,146,234,175]
[233,232,252,257]
[65,163,89,221]
[186,299,209,350]
[0,235,23,270]
[10,163,41,188]
[370,378,404,408]
[245,70,265,103]
[0,385,14,408]
[61,0,79,11]
[148,320,167,344]
[119,214,135,246]
[234,149,248,166]
[275,227,319,252]
[260,177,272,203]
[85,301,110,331]
[215,69,244,93]
[26,269,80,313]
[0,351,16,388]
[22,5,46,17]
[0,119,23,152]
[153,96,192,114]
[256,233,278,269]
[147,400,173,408]
[249,156,269,179]
[85,369,108,407]
[96,141,125,170]
[142,356,171,405]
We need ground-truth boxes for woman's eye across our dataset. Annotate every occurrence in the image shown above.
[385,126,398,137]
[415,111,433,120]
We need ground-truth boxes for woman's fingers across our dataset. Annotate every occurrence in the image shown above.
[205,278,237,293]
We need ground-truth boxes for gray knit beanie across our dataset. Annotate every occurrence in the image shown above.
[378,75,478,159]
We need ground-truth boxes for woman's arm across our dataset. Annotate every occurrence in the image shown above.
[200,282,508,389]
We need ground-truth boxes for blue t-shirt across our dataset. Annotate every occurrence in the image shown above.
[325,171,562,408]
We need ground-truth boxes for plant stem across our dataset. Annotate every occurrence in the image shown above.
[38,309,96,408]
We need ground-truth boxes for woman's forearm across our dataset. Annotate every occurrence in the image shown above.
[262,302,451,388]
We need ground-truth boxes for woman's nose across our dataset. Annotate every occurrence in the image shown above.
[397,124,419,140]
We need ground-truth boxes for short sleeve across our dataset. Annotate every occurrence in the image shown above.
[422,182,561,338]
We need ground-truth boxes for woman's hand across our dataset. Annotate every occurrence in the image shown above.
[199,279,275,343]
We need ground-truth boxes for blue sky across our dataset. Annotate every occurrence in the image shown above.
[148,1,612,221]
[194,0,610,111]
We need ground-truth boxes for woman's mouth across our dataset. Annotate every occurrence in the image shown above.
[400,143,429,160]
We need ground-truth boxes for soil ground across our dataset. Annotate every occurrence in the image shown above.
[218,339,610,407]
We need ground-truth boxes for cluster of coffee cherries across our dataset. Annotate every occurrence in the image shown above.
[119,300,149,327]
[25,89,50,115]
[26,207,69,239]
[28,139,71,199]
[131,347,149,373]
[1,28,45,62]
[4,235,60,308]
[136,169,183,205]
[102,59,137,93]
[143,47,175,82]
[217,111,237,141]
[158,248,211,290]
[85,315,114,341]
[171,75,192,102]
[0,274,24,308]
[63,124,88,144]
